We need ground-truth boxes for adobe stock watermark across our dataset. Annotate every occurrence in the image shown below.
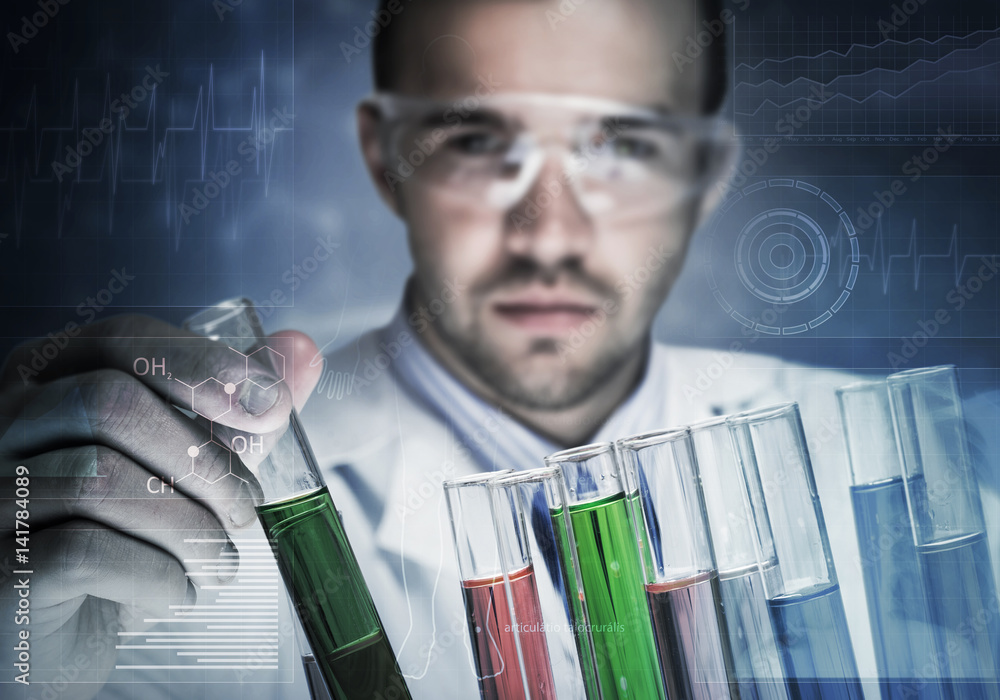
[382,74,502,193]
[716,85,831,201]
[213,0,243,22]
[178,106,294,225]
[847,446,977,579]
[17,617,124,696]
[672,0,751,73]
[396,410,506,518]
[681,301,791,403]
[854,127,958,234]
[556,245,675,364]
[340,0,414,63]
[51,65,169,182]
[6,0,71,54]
[251,234,341,318]
[545,0,590,29]
[15,268,135,384]
[403,615,472,686]
[900,595,1000,697]
[878,0,928,39]
[887,256,998,369]
[509,120,630,232]
[249,233,344,397]
[313,278,467,400]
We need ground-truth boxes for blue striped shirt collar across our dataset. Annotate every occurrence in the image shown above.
[382,305,671,474]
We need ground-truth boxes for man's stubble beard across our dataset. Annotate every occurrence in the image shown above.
[436,306,641,412]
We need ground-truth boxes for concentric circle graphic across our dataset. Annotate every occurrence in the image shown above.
[705,179,859,335]
[735,209,830,303]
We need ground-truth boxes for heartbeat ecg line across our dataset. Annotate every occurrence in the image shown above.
[0,52,290,243]
[832,216,999,293]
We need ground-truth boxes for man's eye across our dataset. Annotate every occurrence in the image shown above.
[446,132,509,156]
[608,136,661,160]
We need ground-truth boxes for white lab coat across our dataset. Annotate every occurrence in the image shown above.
[301,327,882,700]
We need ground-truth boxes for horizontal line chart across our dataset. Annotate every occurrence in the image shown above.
[113,536,295,681]
[734,20,1000,136]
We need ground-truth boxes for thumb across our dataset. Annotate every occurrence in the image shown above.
[267,330,323,412]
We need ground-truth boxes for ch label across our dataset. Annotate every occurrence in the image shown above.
[147,476,175,494]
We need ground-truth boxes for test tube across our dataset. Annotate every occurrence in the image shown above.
[690,416,788,700]
[544,443,666,700]
[491,467,604,699]
[886,366,1000,697]
[728,403,863,699]
[615,428,738,700]
[184,298,411,700]
[293,613,334,700]
[836,380,944,700]
[444,469,552,700]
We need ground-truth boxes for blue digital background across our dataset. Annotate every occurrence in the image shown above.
[0,0,997,387]
[1,0,998,691]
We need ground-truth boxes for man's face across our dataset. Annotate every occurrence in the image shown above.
[384,0,717,410]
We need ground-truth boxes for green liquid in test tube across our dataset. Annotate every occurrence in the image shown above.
[185,298,412,700]
[545,444,666,700]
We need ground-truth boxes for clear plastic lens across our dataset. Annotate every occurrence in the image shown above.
[375,92,726,219]
[402,122,701,184]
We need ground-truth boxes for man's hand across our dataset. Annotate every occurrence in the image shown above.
[0,315,321,698]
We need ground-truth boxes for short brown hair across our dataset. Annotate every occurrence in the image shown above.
[371,0,729,113]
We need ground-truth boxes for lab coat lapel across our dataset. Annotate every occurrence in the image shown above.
[371,377,481,572]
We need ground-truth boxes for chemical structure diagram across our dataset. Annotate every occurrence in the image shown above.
[133,345,285,487]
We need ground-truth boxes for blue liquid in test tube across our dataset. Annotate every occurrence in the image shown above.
[692,417,788,700]
[888,366,1000,700]
[838,380,945,700]
[729,403,864,700]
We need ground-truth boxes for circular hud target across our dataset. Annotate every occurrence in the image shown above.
[735,209,829,304]
[705,180,859,335]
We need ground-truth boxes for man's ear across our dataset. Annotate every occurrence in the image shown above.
[357,102,402,217]
[695,135,742,229]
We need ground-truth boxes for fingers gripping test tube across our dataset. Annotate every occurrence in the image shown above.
[184,298,411,700]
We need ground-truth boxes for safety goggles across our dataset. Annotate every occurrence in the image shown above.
[364,92,733,224]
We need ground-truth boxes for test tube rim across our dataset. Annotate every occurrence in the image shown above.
[543,441,615,466]
[615,426,690,453]
[886,363,957,382]
[834,377,888,397]
[726,401,799,426]
[182,296,256,334]
[885,363,957,385]
[687,415,730,432]
[835,378,902,487]
[489,465,561,487]
[442,469,516,491]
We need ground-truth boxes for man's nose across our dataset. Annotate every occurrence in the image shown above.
[504,153,595,268]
